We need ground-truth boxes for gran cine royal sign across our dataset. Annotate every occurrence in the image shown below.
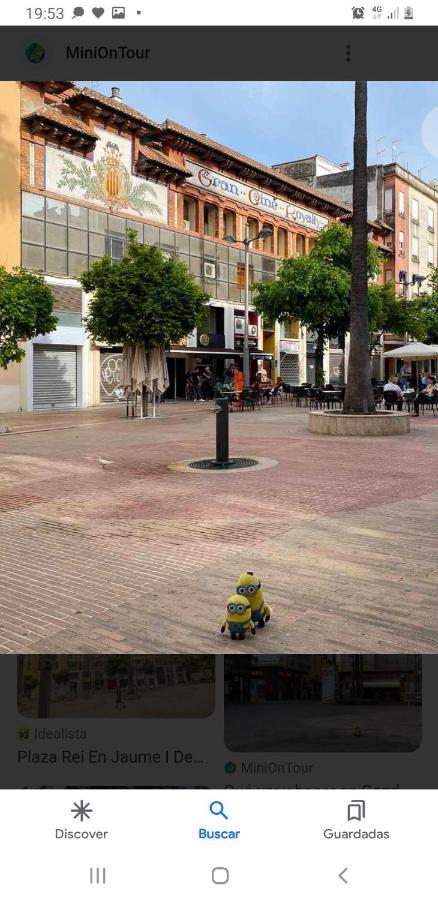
[186,161,329,232]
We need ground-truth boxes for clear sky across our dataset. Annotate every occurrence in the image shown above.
[96,81,438,183]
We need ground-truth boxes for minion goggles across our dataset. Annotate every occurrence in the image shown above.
[236,581,261,597]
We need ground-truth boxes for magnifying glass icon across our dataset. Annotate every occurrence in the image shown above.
[209,800,228,820]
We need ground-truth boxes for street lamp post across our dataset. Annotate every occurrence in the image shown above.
[224,224,273,388]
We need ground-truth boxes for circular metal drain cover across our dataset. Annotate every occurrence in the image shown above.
[188,457,259,471]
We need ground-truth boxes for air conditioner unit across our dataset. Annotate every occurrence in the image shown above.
[234,317,245,334]
[204,261,216,279]
[183,219,191,231]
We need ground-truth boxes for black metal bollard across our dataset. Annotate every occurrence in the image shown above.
[215,397,230,466]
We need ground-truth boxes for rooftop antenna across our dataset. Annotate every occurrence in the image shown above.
[376,134,386,165]
[391,138,401,162]
[376,135,387,165]
[418,165,428,180]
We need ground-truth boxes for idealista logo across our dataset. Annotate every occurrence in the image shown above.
[66,45,151,60]
[25,43,46,63]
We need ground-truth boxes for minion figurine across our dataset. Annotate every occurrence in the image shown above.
[236,572,272,628]
[221,595,256,640]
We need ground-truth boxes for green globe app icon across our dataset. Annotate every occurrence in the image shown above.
[25,44,45,63]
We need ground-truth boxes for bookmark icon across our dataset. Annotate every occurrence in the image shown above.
[347,800,366,822]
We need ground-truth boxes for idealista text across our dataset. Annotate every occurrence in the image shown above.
[66,45,151,60]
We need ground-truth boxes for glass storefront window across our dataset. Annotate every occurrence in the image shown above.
[177,252,190,270]
[229,284,241,302]
[143,224,160,247]
[160,229,176,251]
[216,242,229,263]
[89,233,106,257]
[190,236,202,257]
[46,248,67,275]
[68,253,88,276]
[22,243,44,270]
[217,262,229,281]
[217,282,229,301]
[46,197,67,225]
[189,256,203,276]
[105,237,125,260]
[68,228,88,254]
[108,214,126,235]
[46,223,67,250]
[68,204,88,230]
[203,241,217,260]
[89,209,107,234]
[176,232,190,254]
[22,218,44,245]
[228,247,241,266]
[22,192,45,220]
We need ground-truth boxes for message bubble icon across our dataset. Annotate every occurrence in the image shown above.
[73,5,85,15]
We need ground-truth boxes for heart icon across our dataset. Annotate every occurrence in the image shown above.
[92,7,105,16]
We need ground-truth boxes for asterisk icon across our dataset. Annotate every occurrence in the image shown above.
[71,800,93,821]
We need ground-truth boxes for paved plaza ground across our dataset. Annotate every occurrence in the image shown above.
[0,400,437,654]
[18,682,215,718]
[224,700,422,752]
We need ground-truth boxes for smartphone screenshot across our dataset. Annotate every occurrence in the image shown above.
[0,1,437,896]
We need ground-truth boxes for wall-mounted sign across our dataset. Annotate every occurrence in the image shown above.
[280,339,300,354]
[185,161,329,232]
[46,127,168,222]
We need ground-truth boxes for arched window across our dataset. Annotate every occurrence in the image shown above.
[247,217,259,241]
[204,202,219,238]
[277,227,288,258]
[223,208,236,239]
[183,196,198,232]
[262,224,274,253]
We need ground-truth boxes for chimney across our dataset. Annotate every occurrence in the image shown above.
[110,86,122,102]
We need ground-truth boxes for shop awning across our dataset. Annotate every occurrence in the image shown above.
[168,348,243,357]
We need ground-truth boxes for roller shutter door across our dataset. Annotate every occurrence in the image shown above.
[280,353,300,386]
[33,346,78,410]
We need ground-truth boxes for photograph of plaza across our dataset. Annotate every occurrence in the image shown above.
[0,80,438,654]
[224,654,422,752]
[17,654,215,717]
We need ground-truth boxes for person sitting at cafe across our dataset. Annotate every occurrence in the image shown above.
[383,376,404,411]
[413,376,438,416]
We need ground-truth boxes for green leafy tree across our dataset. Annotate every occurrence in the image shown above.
[407,271,438,343]
[82,232,208,348]
[254,222,381,386]
[368,280,410,352]
[0,267,57,369]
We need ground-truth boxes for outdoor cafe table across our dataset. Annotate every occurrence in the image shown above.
[218,390,242,411]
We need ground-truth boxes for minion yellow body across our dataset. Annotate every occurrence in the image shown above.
[221,595,256,640]
[236,572,272,628]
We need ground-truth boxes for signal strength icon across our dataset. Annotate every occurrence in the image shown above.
[387,6,400,16]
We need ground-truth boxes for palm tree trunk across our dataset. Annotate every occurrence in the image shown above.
[344,81,376,414]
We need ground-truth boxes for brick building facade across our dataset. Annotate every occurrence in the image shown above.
[0,82,390,412]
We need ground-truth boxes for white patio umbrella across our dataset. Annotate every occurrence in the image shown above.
[120,343,135,392]
[382,341,438,359]
[132,343,149,418]
[146,347,169,417]
[383,342,438,388]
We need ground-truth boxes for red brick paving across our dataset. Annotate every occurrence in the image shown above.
[0,401,437,654]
